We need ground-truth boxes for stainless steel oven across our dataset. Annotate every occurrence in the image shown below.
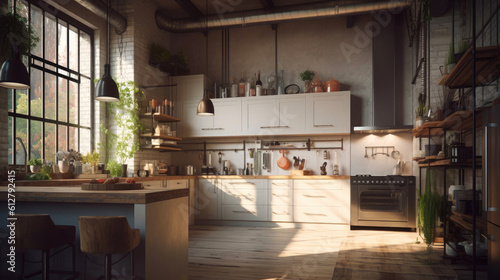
[351,175,416,229]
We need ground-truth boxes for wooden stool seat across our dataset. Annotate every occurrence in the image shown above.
[14,214,76,280]
[78,216,140,280]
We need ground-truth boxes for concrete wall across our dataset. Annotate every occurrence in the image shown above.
[170,13,415,128]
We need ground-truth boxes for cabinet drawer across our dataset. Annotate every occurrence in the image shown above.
[166,179,188,190]
[221,187,267,205]
[222,179,266,190]
[269,205,293,222]
[221,205,268,221]
[294,206,348,224]
[269,187,293,206]
[269,179,292,189]
[143,180,163,188]
[294,180,343,190]
[294,189,345,206]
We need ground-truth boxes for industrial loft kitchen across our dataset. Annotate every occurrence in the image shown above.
[0,0,499,279]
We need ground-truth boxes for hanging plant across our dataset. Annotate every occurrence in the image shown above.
[0,12,39,60]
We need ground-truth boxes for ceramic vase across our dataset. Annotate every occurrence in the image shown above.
[58,159,70,173]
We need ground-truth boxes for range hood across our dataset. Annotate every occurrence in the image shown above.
[353,16,412,134]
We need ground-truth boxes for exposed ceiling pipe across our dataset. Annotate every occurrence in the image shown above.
[75,0,127,34]
[156,0,410,33]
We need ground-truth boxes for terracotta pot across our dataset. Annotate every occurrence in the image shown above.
[304,80,311,93]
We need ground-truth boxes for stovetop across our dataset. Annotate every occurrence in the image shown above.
[351,175,415,185]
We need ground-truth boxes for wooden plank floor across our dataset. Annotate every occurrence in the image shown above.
[189,224,490,280]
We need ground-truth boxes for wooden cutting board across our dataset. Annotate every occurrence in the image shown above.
[81,183,143,191]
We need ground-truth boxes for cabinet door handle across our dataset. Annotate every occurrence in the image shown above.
[230,182,255,185]
[201,128,224,130]
[314,124,334,127]
[303,194,326,198]
[304,213,327,216]
[260,125,290,129]
[232,210,256,214]
[273,211,289,215]
[272,193,288,197]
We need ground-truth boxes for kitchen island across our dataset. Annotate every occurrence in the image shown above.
[0,185,189,280]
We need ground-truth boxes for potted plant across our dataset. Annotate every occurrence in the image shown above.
[415,92,427,127]
[101,80,143,177]
[444,43,456,75]
[28,158,43,173]
[454,40,470,64]
[418,169,442,253]
[299,70,315,93]
[82,151,99,174]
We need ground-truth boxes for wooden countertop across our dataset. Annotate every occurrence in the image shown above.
[2,175,349,187]
[197,175,350,180]
[0,186,188,204]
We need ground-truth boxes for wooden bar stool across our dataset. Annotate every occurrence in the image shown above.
[14,214,76,280]
[78,216,140,280]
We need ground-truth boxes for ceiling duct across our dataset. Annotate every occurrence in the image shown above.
[156,0,410,33]
[75,0,127,34]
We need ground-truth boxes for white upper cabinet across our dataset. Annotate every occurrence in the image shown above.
[243,95,306,136]
[305,92,351,134]
[176,74,351,137]
[182,99,242,137]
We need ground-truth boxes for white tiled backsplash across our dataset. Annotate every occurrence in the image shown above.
[170,136,351,176]
[350,133,414,176]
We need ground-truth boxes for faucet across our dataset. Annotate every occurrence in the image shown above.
[16,137,28,172]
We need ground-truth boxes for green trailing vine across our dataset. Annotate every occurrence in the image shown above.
[100,80,143,165]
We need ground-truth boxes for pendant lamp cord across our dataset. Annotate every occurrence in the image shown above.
[107,0,110,66]
[204,0,208,98]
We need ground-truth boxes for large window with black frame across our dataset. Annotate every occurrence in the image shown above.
[8,0,94,167]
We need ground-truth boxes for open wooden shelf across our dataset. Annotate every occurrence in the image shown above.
[140,133,182,141]
[149,57,189,76]
[439,45,500,88]
[152,146,182,151]
[449,211,487,233]
[418,157,482,168]
[143,113,181,122]
[412,109,487,138]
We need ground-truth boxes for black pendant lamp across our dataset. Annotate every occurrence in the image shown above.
[95,0,119,102]
[196,0,214,116]
[0,50,30,89]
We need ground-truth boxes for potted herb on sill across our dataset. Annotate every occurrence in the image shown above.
[28,158,43,173]
[299,70,314,93]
